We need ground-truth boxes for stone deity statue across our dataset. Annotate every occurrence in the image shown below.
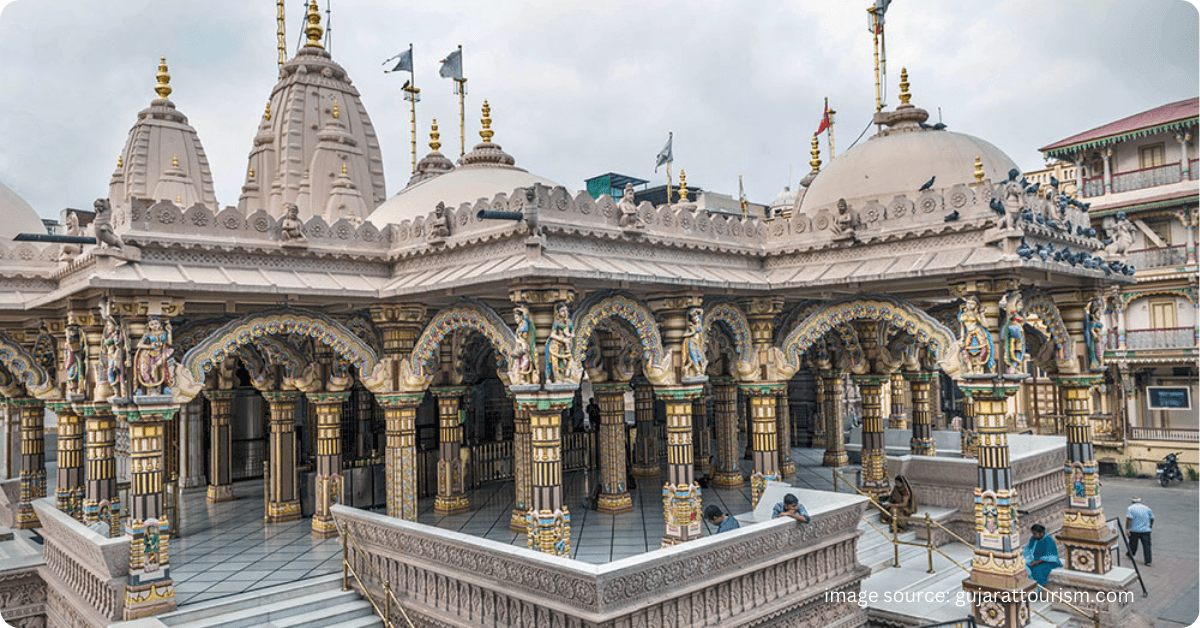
[92,198,125,251]
[134,316,174,396]
[618,183,644,230]
[544,303,575,384]
[958,296,995,375]
[63,324,88,397]
[998,291,1027,375]
[997,169,1024,230]
[681,307,708,379]
[1103,212,1135,260]
[102,315,130,398]
[279,203,307,244]
[428,202,451,240]
[830,198,856,237]
[1085,298,1105,371]
[509,306,538,386]
[59,211,82,262]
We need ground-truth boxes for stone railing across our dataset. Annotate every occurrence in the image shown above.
[1128,245,1188,270]
[1128,427,1199,442]
[1111,162,1182,194]
[332,491,870,628]
[1125,327,1196,351]
[33,498,129,627]
[0,478,19,528]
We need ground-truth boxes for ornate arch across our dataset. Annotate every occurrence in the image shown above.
[0,333,57,399]
[703,301,752,363]
[176,308,380,403]
[777,295,963,377]
[1120,288,1198,309]
[1021,288,1075,364]
[404,300,516,391]
[571,292,670,386]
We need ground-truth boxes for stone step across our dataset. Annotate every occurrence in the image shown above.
[168,590,365,628]
[268,600,380,628]
[320,616,387,628]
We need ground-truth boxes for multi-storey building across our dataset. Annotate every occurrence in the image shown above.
[1040,98,1199,474]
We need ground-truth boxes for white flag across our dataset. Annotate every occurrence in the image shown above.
[655,134,673,172]
[439,49,463,80]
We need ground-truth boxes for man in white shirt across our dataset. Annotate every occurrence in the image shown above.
[1125,496,1154,566]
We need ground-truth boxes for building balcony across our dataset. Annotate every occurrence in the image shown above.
[1128,426,1199,442]
[1082,160,1197,198]
[1124,327,1197,351]
[1128,245,1190,270]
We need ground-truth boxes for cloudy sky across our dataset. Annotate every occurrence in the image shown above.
[0,0,1195,219]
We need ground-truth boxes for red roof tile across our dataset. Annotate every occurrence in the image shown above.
[1041,98,1199,154]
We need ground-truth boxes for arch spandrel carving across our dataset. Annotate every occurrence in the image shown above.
[1020,288,1076,373]
[702,301,755,381]
[175,308,381,403]
[775,295,963,380]
[571,292,671,387]
[402,300,516,394]
[0,333,58,400]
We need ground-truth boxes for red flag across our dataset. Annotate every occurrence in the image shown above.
[816,99,831,135]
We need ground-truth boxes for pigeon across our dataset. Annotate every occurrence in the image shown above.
[1101,264,1112,276]
[931,122,947,130]
[1021,207,1034,222]
[1026,182,1040,195]
[1125,265,1136,275]
[1036,245,1050,261]
[1064,220,1072,235]
[1067,251,1079,267]
[990,197,1006,215]
[1050,175,1059,189]
[944,210,960,222]
[1080,202,1090,212]
[1083,227,1096,238]
[1047,219,1061,231]
[1084,256,1102,269]
[919,122,932,129]
[1054,248,1065,262]
[1101,237,1113,246]
[919,176,936,192]
[1109,261,1123,273]
[1016,237,1033,259]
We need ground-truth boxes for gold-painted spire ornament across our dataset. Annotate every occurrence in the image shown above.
[264,102,271,121]
[480,100,494,143]
[974,156,984,182]
[333,99,339,120]
[155,57,172,101]
[678,169,689,203]
[898,67,911,106]
[430,119,442,152]
[304,0,324,49]
[341,162,347,175]
[810,133,823,172]
[172,155,179,168]
[249,167,255,179]
[117,155,123,168]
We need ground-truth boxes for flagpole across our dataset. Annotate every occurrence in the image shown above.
[402,43,420,173]
[455,45,466,158]
[666,161,673,208]
[277,0,287,75]
[827,99,837,159]
[739,173,747,219]
[870,7,881,112]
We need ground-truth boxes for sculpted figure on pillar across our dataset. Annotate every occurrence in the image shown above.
[509,306,539,386]
[834,324,868,375]
[58,211,82,262]
[544,302,576,384]
[996,168,1024,230]
[92,198,126,251]
[999,291,1027,375]
[681,307,708,380]
[64,323,88,397]
[278,203,308,245]
[958,296,995,375]
[1102,212,1135,261]
[618,183,645,231]
[428,202,451,241]
[1085,298,1106,371]
[102,315,132,399]
[134,316,174,396]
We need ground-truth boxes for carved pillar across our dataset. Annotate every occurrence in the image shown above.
[853,375,890,499]
[433,387,469,515]
[1055,375,1116,574]
[519,393,572,557]
[114,402,178,620]
[510,402,533,531]
[377,393,421,521]
[907,372,936,456]
[961,395,978,458]
[262,391,302,523]
[692,395,712,479]
[657,385,704,547]
[594,383,632,514]
[710,377,742,488]
[50,402,85,520]
[822,371,848,467]
[960,378,1034,628]
[1176,131,1192,180]
[631,379,658,477]
[12,398,45,529]
[889,372,908,429]
[1102,146,1113,195]
[81,403,120,536]
[204,391,235,503]
[308,391,349,537]
[741,383,783,507]
[2,401,14,480]
[811,371,827,449]
[176,399,206,490]
[776,387,794,478]
[1073,155,1085,194]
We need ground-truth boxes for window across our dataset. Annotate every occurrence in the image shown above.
[1139,144,1165,169]
[1149,298,1178,329]
[1146,218,1173,246]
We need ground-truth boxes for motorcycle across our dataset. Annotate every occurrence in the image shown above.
[1156,452,1184,487]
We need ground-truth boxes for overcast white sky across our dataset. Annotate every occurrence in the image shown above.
[0,0,1195,219]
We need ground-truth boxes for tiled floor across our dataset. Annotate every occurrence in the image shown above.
[169,446,843,604]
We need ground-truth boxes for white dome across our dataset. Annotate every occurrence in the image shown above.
[799,116,1017,216]
[769,186,799,213]
[0,180,47,242]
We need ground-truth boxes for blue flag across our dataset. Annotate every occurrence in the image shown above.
[439,49,463,80]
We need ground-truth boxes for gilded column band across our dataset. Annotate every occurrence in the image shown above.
[519,394,572,557]
[510,403,532,531]
[889,372,908,429]
[262,391,302,523]
[853,375,890,499]
[740,383,782,507]
[50,402,85,520]
[432,387,469,516]
[776,389,794,478]
[204,391,236,504]
[308,391,349,538]
[906,372,935,456]
[378,393,421,522]
[13,398,45,529]
[631,381,658,477]
[1054,375,1115,574]
[81,403,120,536]
[594,384,632,515]
[710,378,743,489]
[822,372,848,468]
[656,385,703,547]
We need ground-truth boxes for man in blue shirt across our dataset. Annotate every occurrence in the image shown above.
[1125,496,1154,565]
[772,493,810,523]
[704,505,740,534]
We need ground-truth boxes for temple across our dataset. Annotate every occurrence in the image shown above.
[0,3,1188,628]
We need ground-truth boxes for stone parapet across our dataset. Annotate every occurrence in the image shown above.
[1046,567,1149,628]
[332,490,871,628]
[33,498,128,626]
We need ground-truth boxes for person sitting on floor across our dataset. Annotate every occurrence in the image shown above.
[880,475,917,532]
[1023,523,1061,587]
[704,505,740,534]
[772,493,810,523]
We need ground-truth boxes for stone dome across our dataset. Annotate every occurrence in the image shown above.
[369,101,560,226]
[0,180,47,242]
[769,186,800,216]
[798,84,1018,217]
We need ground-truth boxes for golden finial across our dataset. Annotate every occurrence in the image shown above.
[176,195,182,204]
[898,68,911,106]
[810,133,822,172]
[249,166,255,179]
[678,169,689,202]
[155,57,172,100]
[974,156,984,182]
[430,118,442,152]
[117,155,123,168]
[264,102,271,121]
[342,162,347,175]
[332,99,339,120]
[480,100,494,143]
[304,0,324,49]
[172,154,179,168]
